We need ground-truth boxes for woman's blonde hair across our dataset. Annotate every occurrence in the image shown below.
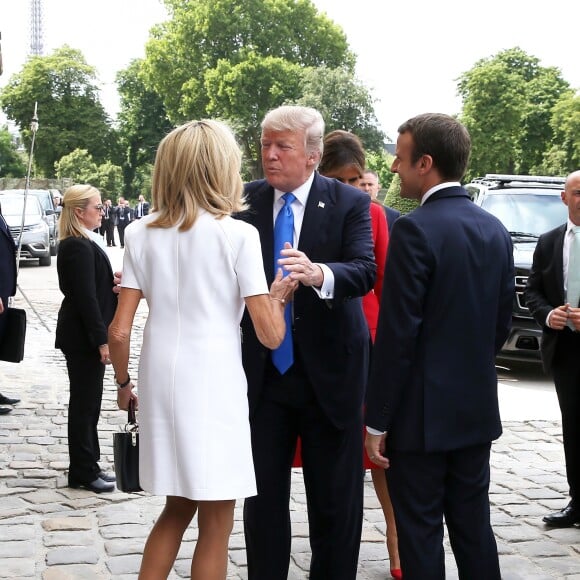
[58,184,101,241]
[149,119,246,231]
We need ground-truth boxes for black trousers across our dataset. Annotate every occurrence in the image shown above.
[387,443,500,580]
[552,330,580,504]
[64,350,105,483]
[244,356,364,580]
[117,222,128,246]
[101,219,114,246]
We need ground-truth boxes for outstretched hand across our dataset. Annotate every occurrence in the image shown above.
[270,266,298,303]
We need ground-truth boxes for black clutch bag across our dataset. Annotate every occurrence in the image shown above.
[113,399,142,493]
[0,307,26,363]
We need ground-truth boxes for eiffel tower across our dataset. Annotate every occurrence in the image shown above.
[29,0,44,56]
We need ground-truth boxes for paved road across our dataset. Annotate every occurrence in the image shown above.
[0,249,579,579]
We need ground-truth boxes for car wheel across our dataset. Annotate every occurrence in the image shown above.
[50,240,58,256]
[39,254,51,267]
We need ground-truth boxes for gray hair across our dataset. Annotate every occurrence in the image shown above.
[261,105,325,159]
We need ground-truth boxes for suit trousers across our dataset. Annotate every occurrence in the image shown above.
[244,356,364,580]
[64,350,105,483]
[551,330,580,504]
[387,443,500,580]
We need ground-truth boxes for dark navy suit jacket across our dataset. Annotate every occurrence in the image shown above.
[0,213,17,302]
[238,172,376,428]
[366,186,514,452]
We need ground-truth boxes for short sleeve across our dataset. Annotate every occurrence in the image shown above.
[120,229,142,290]
[235,223,269,298]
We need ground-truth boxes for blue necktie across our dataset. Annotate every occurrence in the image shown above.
[272,193,295,374]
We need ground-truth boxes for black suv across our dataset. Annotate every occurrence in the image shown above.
[466,174,567,363]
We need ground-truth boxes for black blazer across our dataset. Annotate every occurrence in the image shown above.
[366,187,514,452]
[55,237,118,353]
[524,224,567,373]
[238,172,376,428]
[0,214,16,300]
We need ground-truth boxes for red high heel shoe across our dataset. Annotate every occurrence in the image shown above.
[390,569,403,580]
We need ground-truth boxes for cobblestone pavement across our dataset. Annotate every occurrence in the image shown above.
[1,256,579,579]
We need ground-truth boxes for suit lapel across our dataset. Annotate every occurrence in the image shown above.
[553,225,566,302]
[247,184,276,282]
[298,173,333,258]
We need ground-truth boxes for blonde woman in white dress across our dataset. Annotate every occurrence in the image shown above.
[109,120,296,580]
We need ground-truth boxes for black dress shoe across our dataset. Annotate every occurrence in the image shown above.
[68,477,115,493]
[0,407,11,415]
[98,471,116,483]
[0,394,20,405]
[543,503,580,527]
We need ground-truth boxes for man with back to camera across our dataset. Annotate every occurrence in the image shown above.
[525,170,580,528]
[365,113,514,579]
[237,105,376,579]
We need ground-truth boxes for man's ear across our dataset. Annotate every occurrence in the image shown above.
[417,154,433,175]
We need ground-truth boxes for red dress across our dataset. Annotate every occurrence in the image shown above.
[293,201,389,469]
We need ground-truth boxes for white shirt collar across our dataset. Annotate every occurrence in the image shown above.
[273,172,315,207]
[420,181,461,205]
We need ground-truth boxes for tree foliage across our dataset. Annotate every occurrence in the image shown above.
[116,59,173,196]
[293,67,385,152]
[458,48,570,180]
[0,128,26,177]
[145,0,353,123]
[55,149,98,183]
[0,46,113,178]
[139,0,376,178]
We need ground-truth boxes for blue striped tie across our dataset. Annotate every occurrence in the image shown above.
[272,193,295,374]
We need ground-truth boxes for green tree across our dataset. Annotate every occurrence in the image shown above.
[144,0,353,123]
[204,53,304,178]
[116,59,173,196]
[383,175,419,215]
[294,66,385,152]
[55,148,98,183]
[93,161,124,198]
[0,46,113,178]
[0,127,26,177]
[365,150,394,192]
[540,92,580,174]
[458,48,570,181]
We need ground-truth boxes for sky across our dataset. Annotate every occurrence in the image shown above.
[1,0,579,141]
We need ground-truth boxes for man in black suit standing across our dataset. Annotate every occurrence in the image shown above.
[133,194,150,220]
[0,202,21,414]
[115,198,133,248]
[238,105,376,580]
[525,169,580,528]
[365,113,514,579]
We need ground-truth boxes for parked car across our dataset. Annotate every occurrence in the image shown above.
[1,189,59,256]
[467,174,567,363]
[0,192,51,266]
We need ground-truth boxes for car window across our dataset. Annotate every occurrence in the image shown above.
[480,193,567,236]
[0,196,43,217]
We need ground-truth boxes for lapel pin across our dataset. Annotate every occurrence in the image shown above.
[318,201,325,208]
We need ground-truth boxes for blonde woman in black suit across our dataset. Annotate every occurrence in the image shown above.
[55,184,120,493]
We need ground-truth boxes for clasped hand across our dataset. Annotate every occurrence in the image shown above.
[550,303,580,330]
[277,242,323,287]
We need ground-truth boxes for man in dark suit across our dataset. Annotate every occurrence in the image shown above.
[360,169,400,232]
[525,169,580,527]
[238,105,376,580]
[115,198,133,248]
[133,194,150,220]
[0,202,20,414]
[100,199,115,246]
[365,113,514,579]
